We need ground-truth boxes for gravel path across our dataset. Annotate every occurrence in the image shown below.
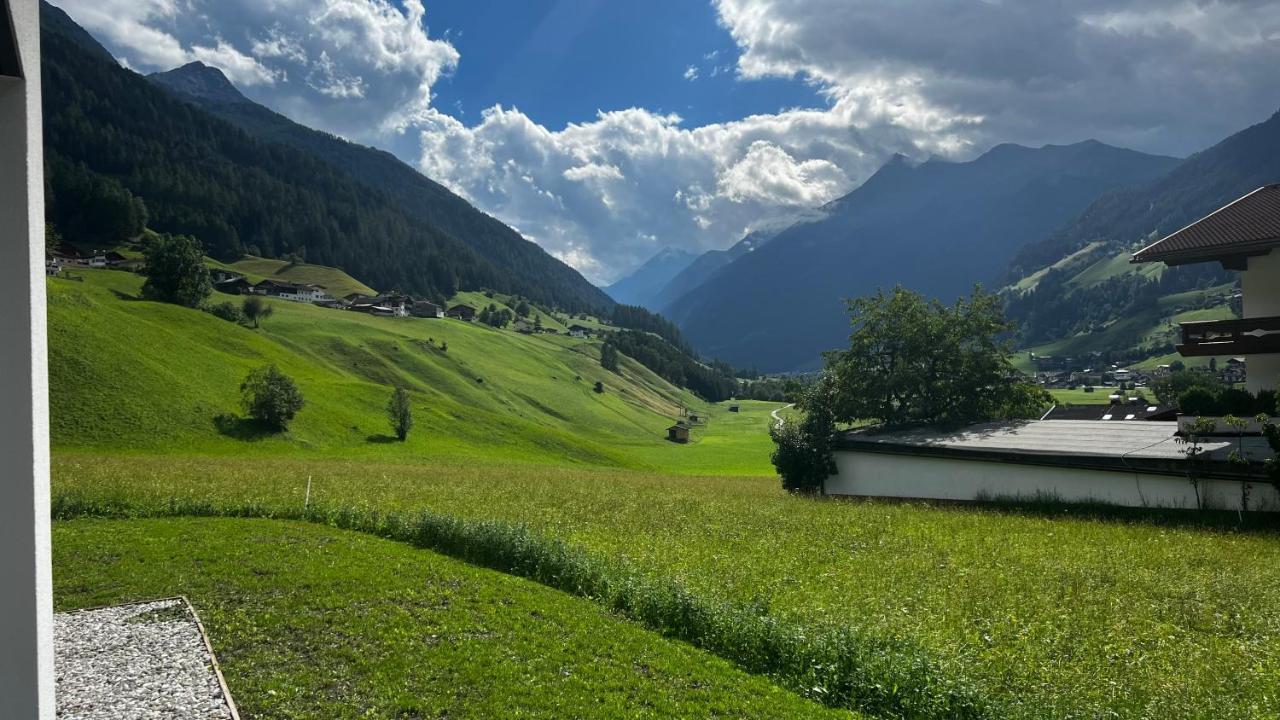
[55,599,236,720]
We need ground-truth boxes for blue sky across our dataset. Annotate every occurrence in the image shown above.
[53,0,1280,284]
[423,0,825,130]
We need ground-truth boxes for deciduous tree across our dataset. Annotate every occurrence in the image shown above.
[387,387,413,441]
[240,365,305,431]
[141,233,211,308]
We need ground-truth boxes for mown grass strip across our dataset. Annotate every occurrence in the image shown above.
[52,494,993,720]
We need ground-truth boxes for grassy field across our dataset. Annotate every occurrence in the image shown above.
[47,269,1280,718]
[54,517,848,719]
[222,255,377,297]
[48,270,778,474]
[53,454,1280,719]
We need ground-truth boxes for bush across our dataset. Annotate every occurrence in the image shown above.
[593,380,604,394]
[770,378,838,494]
[206,301,244,325]
[1177,386,1220,416]
[240,365,304,430]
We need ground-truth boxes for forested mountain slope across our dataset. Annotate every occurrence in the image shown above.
[666,141,1180,371]
[148,60,612,312]
[1003,109,1280,360]
[40,2,610,312]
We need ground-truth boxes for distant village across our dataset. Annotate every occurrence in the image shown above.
[1030,351,1247,393]
[46,244,600,338]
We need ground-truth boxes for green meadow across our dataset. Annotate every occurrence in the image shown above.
[48,269,1280,719]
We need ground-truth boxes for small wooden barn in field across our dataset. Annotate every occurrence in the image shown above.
[667,423,690,443]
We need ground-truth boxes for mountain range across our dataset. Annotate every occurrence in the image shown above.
[602,247,697,307]
[660,141,1181,370]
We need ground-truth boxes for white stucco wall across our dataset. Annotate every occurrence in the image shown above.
[828,451,1280,512]
[1242,251,1280,393]
[0,0,53,717]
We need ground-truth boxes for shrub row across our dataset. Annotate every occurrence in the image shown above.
[52,494,992,719]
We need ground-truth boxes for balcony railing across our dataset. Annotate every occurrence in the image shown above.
[1178,315,1280,356]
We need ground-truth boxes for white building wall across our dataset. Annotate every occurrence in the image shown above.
[1242,251,1280,393]
[0,0,55,716]
[829,451,1280,512]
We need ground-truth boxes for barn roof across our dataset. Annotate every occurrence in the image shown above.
[1132,185,1280,266]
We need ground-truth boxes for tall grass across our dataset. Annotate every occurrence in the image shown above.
[52,493,990,719]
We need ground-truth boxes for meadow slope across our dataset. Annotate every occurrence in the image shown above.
[48,269,779,474]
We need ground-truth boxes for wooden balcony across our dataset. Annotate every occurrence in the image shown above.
[1178,315,1280,356]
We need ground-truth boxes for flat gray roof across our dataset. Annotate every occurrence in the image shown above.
[836,419,1270,476]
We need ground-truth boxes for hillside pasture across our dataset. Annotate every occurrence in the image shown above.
[224,255,378,298]
[47,270,776,474]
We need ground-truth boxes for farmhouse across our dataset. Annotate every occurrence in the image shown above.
[214,276,252,295]
[667,423,690,443]
[447,304,476,321]
[1132,185,1280,393]
[254,279,334,304]
[410,300,444,318]
[828,420,1280,511]
[568,324,590,338]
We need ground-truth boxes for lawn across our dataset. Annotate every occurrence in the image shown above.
[54,517,848,719]
[53,454,1280,719]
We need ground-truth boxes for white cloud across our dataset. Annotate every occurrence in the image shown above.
[713,0,1280,154]
[683,65,699,81]
[191,40,281,86]
[54,0,457,138]
[412,95,945,283]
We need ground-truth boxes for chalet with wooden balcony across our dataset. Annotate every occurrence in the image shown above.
[1132,185,1280,392]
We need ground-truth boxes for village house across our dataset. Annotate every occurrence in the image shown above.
[252,279,334,304]
[824,186,1280,512]
[1132,185,1280,394]
[447,304,477,321]
[211,269,242,284]
[410,300,444,318]
[568,323,590,338]
[214,275,253,295]
[350,294,410,317]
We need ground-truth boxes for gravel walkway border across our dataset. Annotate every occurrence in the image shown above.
[55,596,240,720]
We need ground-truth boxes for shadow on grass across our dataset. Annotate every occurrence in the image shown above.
[110,289,145,302]
[365,434,399,444]
[213,413,279,441]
